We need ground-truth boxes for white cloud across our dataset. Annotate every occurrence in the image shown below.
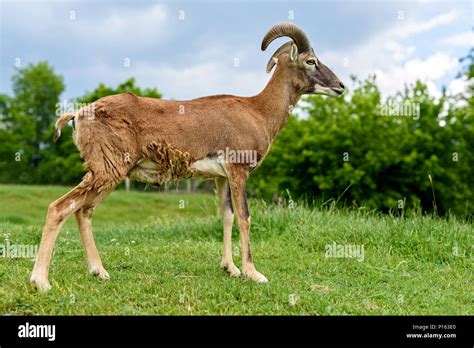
[384,40,416,61]
[66,52,268,100]
[440,31,474,47]
[374,53,459,98]
[394,9,459,38]
[318,9,463,100]
[134,62,268,99]
[64,7,464,102]
[2,3,169,48]
[74,4,168,47]
[447,76,469,96]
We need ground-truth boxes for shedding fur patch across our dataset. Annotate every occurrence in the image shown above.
[130,141,195,185]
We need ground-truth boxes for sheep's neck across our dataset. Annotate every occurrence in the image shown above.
[252,65,302,140]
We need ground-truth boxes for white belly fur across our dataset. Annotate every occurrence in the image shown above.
[130,158,226,184]
[189,158,227,177]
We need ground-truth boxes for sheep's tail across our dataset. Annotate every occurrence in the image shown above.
[53,113,75,142]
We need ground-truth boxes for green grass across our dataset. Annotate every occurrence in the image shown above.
[0,184,472,315]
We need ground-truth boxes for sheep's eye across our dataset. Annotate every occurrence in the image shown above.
[306,59,316,65]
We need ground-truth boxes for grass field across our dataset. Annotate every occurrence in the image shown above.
[0,184,472,315]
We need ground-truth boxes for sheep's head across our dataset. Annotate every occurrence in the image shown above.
[262,23,345,97]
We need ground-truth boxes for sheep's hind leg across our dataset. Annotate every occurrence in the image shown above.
[75,188,113,280]
[31,177,94,292]
[31,173,119,292]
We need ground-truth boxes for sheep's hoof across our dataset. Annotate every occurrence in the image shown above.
[30,276,52,292]
[243,270,269,284]
[90,267,110,280]
[221,262,241,277]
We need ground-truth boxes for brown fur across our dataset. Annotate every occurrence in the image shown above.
[31,24,343,291]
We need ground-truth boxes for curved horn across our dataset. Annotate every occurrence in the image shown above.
[261,22,310,53]
[265,41,293,73]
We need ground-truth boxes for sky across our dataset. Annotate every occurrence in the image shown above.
[0,0,472,103]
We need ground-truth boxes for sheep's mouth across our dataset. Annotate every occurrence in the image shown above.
[313,85,345,97]
[331,87,345,96]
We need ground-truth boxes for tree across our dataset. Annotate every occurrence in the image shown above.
[0,62,64,183]
[77,78,161,104]
[249,72,473,218]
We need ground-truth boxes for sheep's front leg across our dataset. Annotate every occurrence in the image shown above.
[227,168,268,283]
[216,178,241,277]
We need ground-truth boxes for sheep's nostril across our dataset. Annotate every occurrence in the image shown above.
[339,82,345,89]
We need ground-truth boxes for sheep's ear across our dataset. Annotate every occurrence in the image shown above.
[289,43,298,62]
[265,57,279,73]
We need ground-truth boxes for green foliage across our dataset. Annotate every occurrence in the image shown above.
[0,60,472,217]
[249,72,474,218]
[0,62,64,184]
[77,78,162,104]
